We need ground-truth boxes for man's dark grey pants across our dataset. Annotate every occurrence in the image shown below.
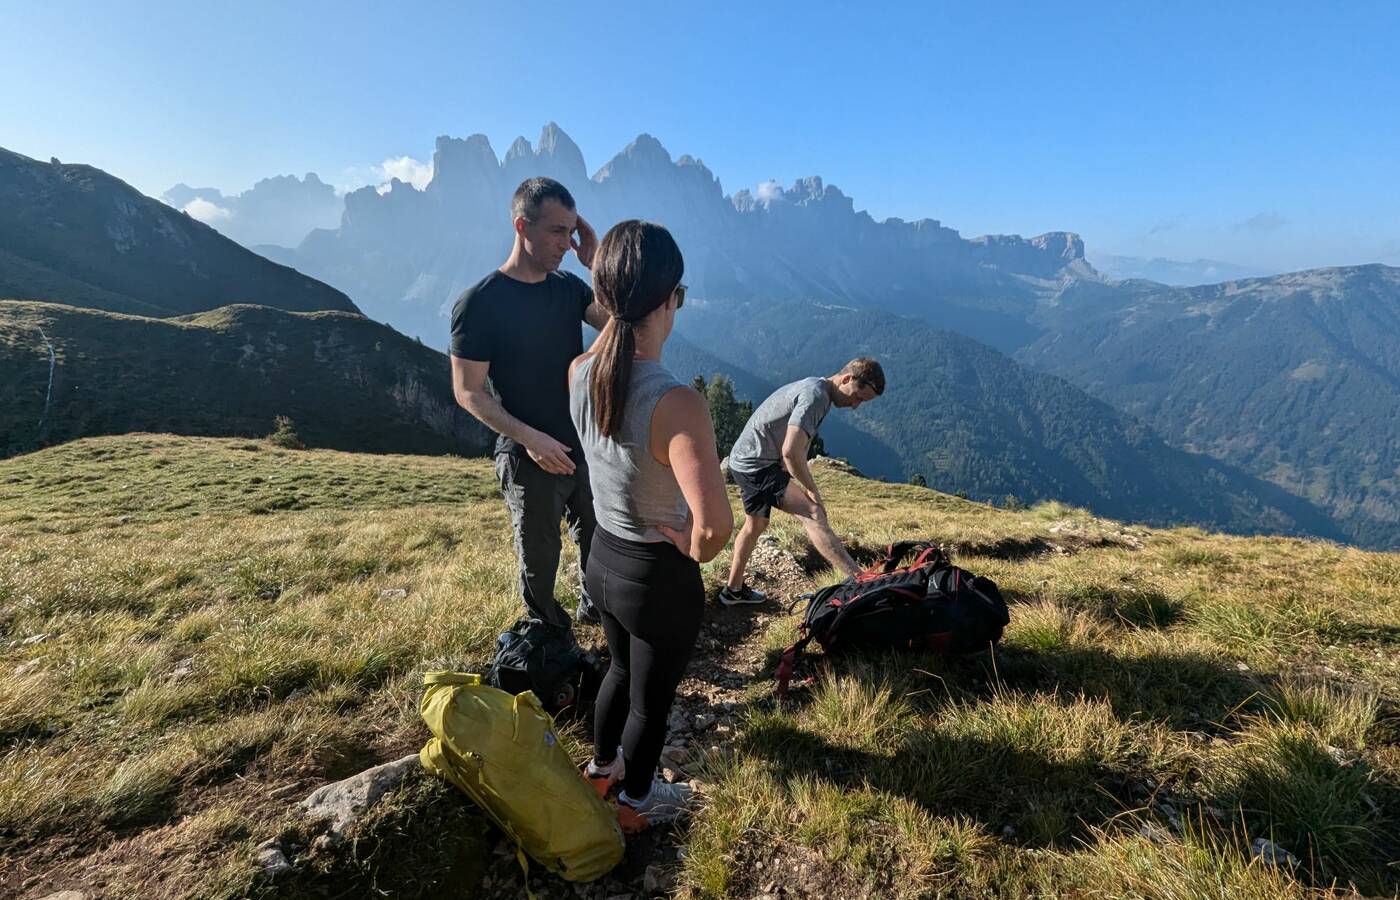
[495,450,596,630]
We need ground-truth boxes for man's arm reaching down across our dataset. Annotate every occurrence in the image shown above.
[450,355,575,475]
[781,425,822,508]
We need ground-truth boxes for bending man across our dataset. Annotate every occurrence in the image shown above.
[719,358,885,605]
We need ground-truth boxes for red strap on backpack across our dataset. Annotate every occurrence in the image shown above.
[774,644,798,698]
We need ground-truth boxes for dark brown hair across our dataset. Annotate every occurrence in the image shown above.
[511,177,575,222]
[841,357,886,395]
[589,220,684,437]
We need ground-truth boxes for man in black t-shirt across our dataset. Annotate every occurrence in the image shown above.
[449,177,609,632]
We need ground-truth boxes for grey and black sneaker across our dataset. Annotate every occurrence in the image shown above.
[616,779,695,832]
[717,584,767,606]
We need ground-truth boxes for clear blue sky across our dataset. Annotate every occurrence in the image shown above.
[5,1,1398,272]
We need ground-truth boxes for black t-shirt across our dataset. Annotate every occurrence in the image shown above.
[449,270,593,461]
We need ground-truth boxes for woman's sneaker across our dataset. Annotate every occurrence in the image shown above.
[717,584,767,606]
[615,779,695,832]
[584,746,625,799]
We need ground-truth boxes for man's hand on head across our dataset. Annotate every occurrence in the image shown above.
[572,215,598,270]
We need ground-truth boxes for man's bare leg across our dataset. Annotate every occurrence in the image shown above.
[726,513,769,590]
[778,482,859,577]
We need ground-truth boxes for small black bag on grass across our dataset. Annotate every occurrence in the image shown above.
[487,618,605,718]
[775,540,1009,697]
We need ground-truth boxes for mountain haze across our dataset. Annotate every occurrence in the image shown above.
[162,174,343,249]
[270,124,1090,351]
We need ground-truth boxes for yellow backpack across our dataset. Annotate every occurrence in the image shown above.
[419,672,625,890]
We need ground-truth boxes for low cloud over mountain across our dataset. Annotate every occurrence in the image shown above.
[163,173,342,248]
[1088,254,1269,285]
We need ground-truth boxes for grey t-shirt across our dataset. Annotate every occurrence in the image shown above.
[729,377,833,474]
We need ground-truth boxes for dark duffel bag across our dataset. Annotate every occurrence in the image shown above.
[486,618,605,718]
[775,540,1009,697]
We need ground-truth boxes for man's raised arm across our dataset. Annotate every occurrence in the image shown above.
[450,355,575,475]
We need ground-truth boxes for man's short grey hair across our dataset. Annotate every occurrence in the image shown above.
[511,177,576,222]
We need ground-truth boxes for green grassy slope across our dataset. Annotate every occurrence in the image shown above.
[0,301,491,458]
[2,435,1397,897]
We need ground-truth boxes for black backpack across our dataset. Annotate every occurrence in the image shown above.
[486,619,605,718]
[775,540,1009,697]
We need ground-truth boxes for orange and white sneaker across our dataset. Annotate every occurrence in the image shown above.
[583,747,625,799]
[615,779,695,833]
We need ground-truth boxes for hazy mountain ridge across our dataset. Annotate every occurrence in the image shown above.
[163,174,342,248]
[270,124,1092,350]
[1020,264,1400,546]
[0,147,359,318]
[1088,254,1270,285]
[0,300,490,457]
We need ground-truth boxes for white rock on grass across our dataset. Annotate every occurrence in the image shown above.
[300,753,420,840]
[38,892,88,900]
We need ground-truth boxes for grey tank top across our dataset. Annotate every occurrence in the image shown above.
[569,355,690,543]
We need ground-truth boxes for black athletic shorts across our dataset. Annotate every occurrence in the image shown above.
[730,462,791,518]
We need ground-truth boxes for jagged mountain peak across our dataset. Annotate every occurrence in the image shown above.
[1029,232,1086,261]
[431,134,498,172]
[593,133,673,181]
[536,122,581,159]
[505,136,533,163]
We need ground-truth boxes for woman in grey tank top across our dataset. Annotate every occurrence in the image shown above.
[567,221,732,832]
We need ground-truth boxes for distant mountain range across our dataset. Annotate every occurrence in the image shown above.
[1087,254,1270,285]
[667,299,1340,540]
[253,123,1093,353]
[0,147,487,458]
[0,148,357,318]
[234,123,1400,546]
[1019,265,1400,547]
[7,133,1399,548]
[163,174,342,249]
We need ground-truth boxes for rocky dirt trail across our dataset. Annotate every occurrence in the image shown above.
[473,536,813,900]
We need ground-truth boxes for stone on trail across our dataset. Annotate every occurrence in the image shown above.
[300,753,420,839]
[642,863,677,895]
[255,839,292,878]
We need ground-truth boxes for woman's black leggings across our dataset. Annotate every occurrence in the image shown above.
[587,527,704,798]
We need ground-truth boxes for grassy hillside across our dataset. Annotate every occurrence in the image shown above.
[1020,265,1400,549]
[0,300,490,457]
[2,435,1397,898]
[0,147,358,318]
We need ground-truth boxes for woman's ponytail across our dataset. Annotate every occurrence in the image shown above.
[590,318,635,438]
[588,221,684,438]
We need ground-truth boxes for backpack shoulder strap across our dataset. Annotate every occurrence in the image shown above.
[878,540,944,573]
